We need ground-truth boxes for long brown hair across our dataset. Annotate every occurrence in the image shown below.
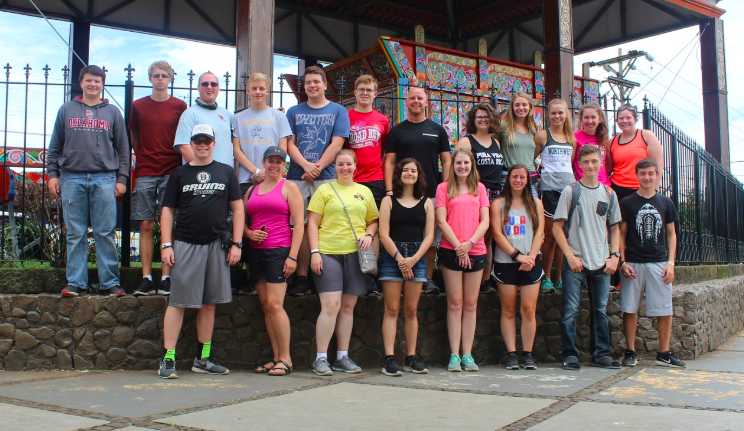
[578,102,609,152]
[392,158,427,199]
[465,103,501,135]
[547,98,577,147]
[500,164,539,234]
[503,92,538,149]
[447,147,481,199]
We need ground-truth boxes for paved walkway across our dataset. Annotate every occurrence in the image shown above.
[1,331,742,431]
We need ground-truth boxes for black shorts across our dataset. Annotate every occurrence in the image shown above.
[359,180,385,209]
[492,255,545,287]
[437,248,487,273]
[248,247,290,284]
[611,183,637,203]
[539,189,562,219]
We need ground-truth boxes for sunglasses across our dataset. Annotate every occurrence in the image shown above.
[151,73,170,79]
[617,105,637,114]
[200,81,219,88]
[192,137,214,145]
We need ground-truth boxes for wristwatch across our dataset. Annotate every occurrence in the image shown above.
[610,251,621,259]
[162,242,172,250]
[232,241,243,249]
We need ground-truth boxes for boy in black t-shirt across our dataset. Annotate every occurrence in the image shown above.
[618,158,685,368]
[157,124,244,379]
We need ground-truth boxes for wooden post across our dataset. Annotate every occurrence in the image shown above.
[543,0,574,106]
[236,0,275,110]
[700,18,730,169]
[69,20,90,101]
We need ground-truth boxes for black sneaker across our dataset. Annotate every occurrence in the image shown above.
[562,355,581,370]
[656,351,686,368]
[622,350,638,367]
[192,357,230,374]
[505,352,519,370]
[157,278,171,296]
[134,278,156,296]
[288,276,310,297]
[382,356,402,376]
[403,355,429,374]
[60,285,87,297]
[423,279,440,295]
[158,359,178,379]
[589,356,622,369]
[521,352,537,370]
[480,279,496,294]
[100,286,126,297]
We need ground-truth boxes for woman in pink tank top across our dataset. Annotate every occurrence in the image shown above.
[573,103,610,186]
[244,146,304,376]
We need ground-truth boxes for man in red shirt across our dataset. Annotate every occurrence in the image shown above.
[129,60,187,296]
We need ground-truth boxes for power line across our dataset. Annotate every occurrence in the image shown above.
[658,37,700,108]
[637,27,705,96]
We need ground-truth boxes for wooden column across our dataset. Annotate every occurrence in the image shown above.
[236,0,275,110]
[543,0,574,107]
[69,19,90,101]
[700,18,730,169]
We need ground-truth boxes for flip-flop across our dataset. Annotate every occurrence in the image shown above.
[268,361,293,376]
[254,360,277,373]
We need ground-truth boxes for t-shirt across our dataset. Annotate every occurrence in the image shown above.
[574,130,610,186]
[493,202,538,263]
[286,101,350,180]
[500,122,536,174]
[231,107,292,184]
[307,181,379,255]
[162,161,241,245]
[387,119,451,198]
[345,109,390,183]
[554,181,621,270]
[128,96,187,178]
[435,182,490,255]
[620,192,678,263]
[174,105,236,168]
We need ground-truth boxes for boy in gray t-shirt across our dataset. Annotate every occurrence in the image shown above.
[553,145,621,371]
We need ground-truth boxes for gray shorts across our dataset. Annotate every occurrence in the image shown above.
[131,175,170,221]
[169,239,232,308]
[293,178,334,224]
[313,253,369,296]
[619,262,673,316]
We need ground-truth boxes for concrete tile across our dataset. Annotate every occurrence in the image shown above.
[360,366,621,397]
[686,350,744,373]
[716,331,744,352]
[0,402,108,431]
[591,368,744,410]
[157,382,555,431]
[0,370,319,419]
[115,428,157,431]
[0,371,86,386]
[528,401,743,431]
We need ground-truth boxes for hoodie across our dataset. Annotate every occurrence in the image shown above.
[47,97,130,184]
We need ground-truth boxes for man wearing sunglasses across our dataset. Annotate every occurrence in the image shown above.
[129,61,187,297]
[174,72,236,169]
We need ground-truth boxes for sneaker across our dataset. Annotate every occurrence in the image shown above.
[403,355,429,374]
[505,352,520,370]
[656,351,686,368]
[60,285,87,297]
[540,278,555,293]
[461,354,479,371]
[134,278,156,296]
[367,276,381,296]
[192,357,230,375]
[332,355,362,373]
[447,353,462,372]
[236,282,257,296]
[100,286,126,297]
[382,356,402,376]
[554,280,563,291]
[521,352,537,370]
[288,276,311,297]
[423,279,440,295]
[589,356,622,369]
[480,279,496,294]
[622,350,638,367]
[562,355,581,370]
[313,357,333,376]
[157,278,171,296]
[158,359,178,379]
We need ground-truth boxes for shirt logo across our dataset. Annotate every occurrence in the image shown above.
[218,114,226,123]
[85,109,94,120]
[354,193,365,201]
[196,172,211,183]
[635,203,662,245]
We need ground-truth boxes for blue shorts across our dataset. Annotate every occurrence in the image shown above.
[378,241,427,283]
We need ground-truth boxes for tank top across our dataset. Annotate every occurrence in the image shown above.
[493,201,538,263]
[610,129,648,189]
[389,197,427,242]
[574,130,610,186]
[245,179,292,249]
[501,122,536,174]
[467,135,504,190]
[539,129,574,192]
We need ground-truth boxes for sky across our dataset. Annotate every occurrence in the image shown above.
[0,1,742,178]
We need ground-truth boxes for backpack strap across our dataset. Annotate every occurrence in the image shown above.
[563,181,582,238]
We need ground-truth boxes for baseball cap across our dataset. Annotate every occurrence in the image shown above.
[263,146,287,160]
[190,124,215,141]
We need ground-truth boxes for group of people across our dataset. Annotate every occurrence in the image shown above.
[46,60,684,381]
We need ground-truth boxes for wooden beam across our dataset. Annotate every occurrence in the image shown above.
[183,0,233,43]
[575,0,616,46]
[543,0,574,104]
[700,18,729,167]
[303,13,349,58]
[275,9,293,25]
[59,0,85,18]
[93,0,140,21]
[487,29,508,56]
[275,1,411,35]
[638,0,687,21]
[164,0,170,31]
[236,0,275,110]
[339,0,377,16]
[508,27,515,62]
[620,0,627,38]
[515,24,542,45]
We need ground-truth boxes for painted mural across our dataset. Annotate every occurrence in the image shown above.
[0,148,46,167]
[486,64,534,101]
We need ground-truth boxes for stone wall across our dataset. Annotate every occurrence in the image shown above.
[3,274,743,371]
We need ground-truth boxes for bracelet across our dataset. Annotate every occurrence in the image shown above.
[510,249,521,261]
[393,250,399,259]
[254,168,261,176]
[310,249,320,254]
[287,256,297,262]
[385,190,393,194]
[365,233,374,239]
[619,260,626,269]
[469,239,475,247]
[666,261,675,266]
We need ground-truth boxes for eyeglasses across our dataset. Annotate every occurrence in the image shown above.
[151,74,170,79]
[475,116,490,121]
[617,105,637,114]
[356,88,376,94]
[200,82,219,88]
[192,138,214,145]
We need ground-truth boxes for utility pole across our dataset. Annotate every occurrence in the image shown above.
[584,49,653,104]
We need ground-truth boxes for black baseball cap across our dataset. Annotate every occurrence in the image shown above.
[263,146,287,160]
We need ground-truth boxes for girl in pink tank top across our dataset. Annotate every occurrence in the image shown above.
[246,179,292,249]
[574,103,611,186]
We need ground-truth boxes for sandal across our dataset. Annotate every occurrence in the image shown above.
[254,360,277,373]
[268,361,293,376]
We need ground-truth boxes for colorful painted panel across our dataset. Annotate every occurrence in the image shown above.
[486,64,534,101]
[327,59,369,94]
[584,80,599,104]
[0,148,47,167]
[535,71,545,105]
[430,91,475,149]
[416,47,427,81]
[383,39,416,79]
[426,52,478,92]
[367,51,392,82]
[573,79,583,109]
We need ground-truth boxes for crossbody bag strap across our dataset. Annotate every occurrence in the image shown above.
[329,183,359,241]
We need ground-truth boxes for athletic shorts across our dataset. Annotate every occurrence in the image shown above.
[169,239,232,308]
[248,247,290,284]
[485,187,501,203]
[359,180,385,209]
[378,241,427,283]
[619,262,673,316]
[492,255,545,286]
[313,252,369,295]
[131,175,170,221]
[611,183,637,203]
[293,178,334,224]
[539,189,562,219]
[437,248,487,273]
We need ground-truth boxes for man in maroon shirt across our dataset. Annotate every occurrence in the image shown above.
[129,60,187,296]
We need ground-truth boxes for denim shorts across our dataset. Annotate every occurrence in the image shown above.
[379,241,427,283]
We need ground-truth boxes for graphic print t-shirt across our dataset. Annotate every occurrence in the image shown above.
[162,161,241,245]
[231,107,292,184]
[387,119,451,198]
[286,102,350,180]
[345,109,390,183]
[620,192,678,263]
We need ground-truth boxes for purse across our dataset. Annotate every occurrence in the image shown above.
[329,183,377,275]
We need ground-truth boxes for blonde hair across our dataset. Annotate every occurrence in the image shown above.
[248,72,271,87]
[355,74,378,90]
[148,61,173,78]
[446,148,481,199]
[503,92,538,150]
[548,98,577,147]
[335,148,357,163]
